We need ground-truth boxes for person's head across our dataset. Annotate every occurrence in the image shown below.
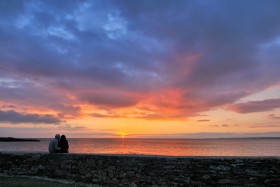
[55,134,60,140]
[60,135,66,140]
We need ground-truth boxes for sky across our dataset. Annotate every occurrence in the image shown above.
[0,0,280,138]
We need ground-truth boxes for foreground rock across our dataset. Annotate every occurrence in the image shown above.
[0,153,279,186]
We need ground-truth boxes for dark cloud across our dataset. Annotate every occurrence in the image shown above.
[229,98,280,113]
[0,110,62,124]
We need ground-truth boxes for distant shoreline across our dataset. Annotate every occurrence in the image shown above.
[0,137,279,142]
[0,137,40,142]
[5,137,280,140]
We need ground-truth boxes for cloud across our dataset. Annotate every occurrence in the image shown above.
[82,92,140,108]
[209,124,239,128]
[90,112,123,118]
[0,110,62,124]
[197,119,210,122]
[268,114,280,120]
[228,98,280,113]
[55,124,86,130]
[50,104,81,119]
[0,0,280,121]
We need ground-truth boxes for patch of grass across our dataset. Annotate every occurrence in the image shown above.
[0,176,87,187]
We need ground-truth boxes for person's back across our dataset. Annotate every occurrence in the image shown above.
[48,134,60,153]
[58,135,69,153]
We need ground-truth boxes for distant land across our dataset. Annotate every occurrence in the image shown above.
[0,137,40,142]
[205,137,280,140]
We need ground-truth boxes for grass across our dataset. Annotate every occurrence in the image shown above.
[0,176,88,187]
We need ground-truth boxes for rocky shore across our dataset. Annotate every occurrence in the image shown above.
[0,153,279,186]
[0,137,40,142]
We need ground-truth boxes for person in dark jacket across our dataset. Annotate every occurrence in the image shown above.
[58,135,69,153]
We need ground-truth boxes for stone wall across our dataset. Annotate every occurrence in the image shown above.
[0,153,279,186]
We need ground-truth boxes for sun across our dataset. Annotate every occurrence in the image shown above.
[119,131,128,138]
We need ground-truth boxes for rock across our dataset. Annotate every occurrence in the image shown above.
[104,176,111,184]
[264,178,280,185]
[131,182,137,187]
[245,169,267,177]
[31,154,41,159]
[126,171,135,178]
[54,170,69,177]
[190,181,206,186]
[119,172,126,178]
[30,166,38,174]
[92,178,99,183]
[108,169,114,174]
[108,172,114,178]
[202,175,211,180]
[232,167,243,175]
[121,179,130,185]
[91,185,103,187]
[111,178,119,184]
[61,163,71,169]
[210,165,231,171]
[97,160,103,165]
[38,165,45,170]
[85,173,92,178]
[135,173,141,179]
[108,166,115,170]
[78,161,84,169]
[218,179,238,184]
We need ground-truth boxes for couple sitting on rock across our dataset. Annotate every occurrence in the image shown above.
[48,134,69,153]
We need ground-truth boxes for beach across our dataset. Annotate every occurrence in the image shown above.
[0,152,279,186]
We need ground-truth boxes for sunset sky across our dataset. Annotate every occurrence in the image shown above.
[0,0,280,138]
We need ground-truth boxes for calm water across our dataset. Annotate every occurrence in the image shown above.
[0,138,279,156]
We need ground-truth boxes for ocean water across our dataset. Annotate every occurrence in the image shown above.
[0,138,279,156]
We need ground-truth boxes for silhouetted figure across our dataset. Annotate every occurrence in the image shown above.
[58,135,69,153]
[48,134,61,153]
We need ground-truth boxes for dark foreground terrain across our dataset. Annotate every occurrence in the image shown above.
[0,153,279,186]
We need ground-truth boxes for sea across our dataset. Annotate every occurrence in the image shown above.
[0,138,279,156]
